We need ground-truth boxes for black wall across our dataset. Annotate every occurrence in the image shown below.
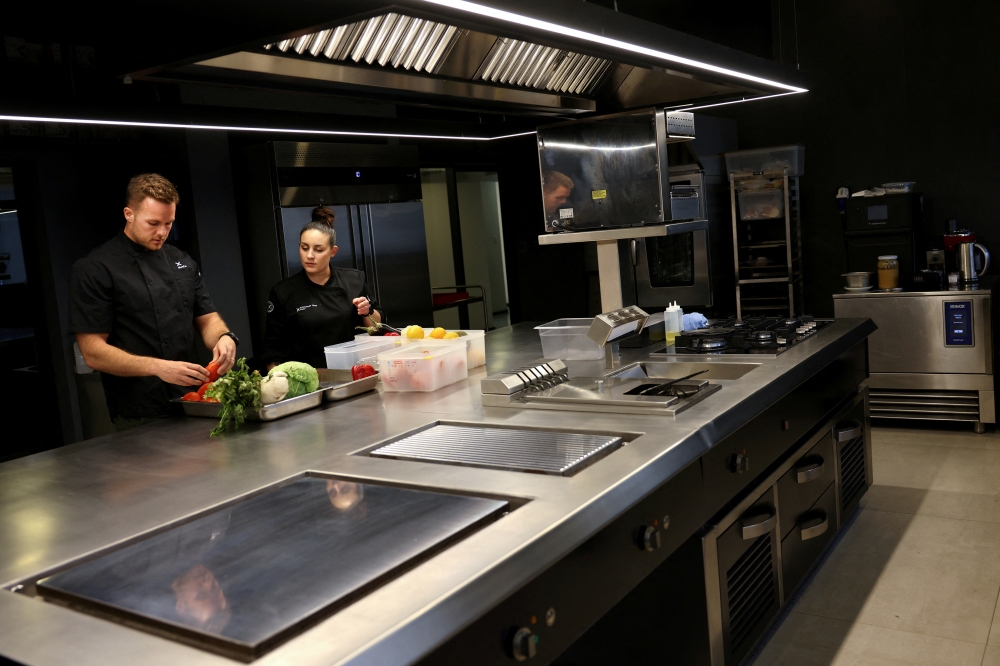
[706,0,1000,316]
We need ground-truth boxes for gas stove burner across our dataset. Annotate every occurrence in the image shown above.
[730,321,751,331]
[782,319,802,329]
[750,330,777,346]
[694,336,729,351]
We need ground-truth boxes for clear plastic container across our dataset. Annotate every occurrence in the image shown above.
[738,189,785,221]
[725,145,805,177]
[324,338,399,369]
[535,318,604,361]
[398,329,487,368]
[377,343,468,392]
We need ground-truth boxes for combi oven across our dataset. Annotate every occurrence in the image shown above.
[618,166,713,308]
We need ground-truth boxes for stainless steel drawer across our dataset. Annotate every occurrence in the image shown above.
[776,434,835,540]
[781,481,837,601]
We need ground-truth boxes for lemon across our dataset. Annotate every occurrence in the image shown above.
[430,327,447,339]
[443,331,460,339]
[405,325,424,339]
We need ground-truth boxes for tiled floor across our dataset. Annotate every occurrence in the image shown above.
[753,425,1000,666]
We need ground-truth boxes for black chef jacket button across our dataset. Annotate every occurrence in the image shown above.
[156,309,161,314]
[162,338,169,343]
[147,279,153,285]
[169,279,174,284]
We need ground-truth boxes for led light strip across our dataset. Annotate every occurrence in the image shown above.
[0,114,537,141]
[680,91,800,111]
[418,0,808,93]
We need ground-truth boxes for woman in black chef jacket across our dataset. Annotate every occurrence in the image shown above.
[260,206,382,368]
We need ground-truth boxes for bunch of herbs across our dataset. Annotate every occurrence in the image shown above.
[205,358,262,436]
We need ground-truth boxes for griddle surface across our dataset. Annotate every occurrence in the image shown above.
[37,477,506,660]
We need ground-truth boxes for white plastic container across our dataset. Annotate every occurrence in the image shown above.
[738,189,785,220]
[535,318,604,361]
[377,343,468,392]
[725,145,805,177]
[324,338,399,369]
[398,329,486,369]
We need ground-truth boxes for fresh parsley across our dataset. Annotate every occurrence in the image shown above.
[205,358,262,436]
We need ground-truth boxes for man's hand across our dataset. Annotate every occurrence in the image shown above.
[154,360,211,387]
[211,335,238,375]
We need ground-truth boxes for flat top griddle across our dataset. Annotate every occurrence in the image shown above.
[37,477,507,661]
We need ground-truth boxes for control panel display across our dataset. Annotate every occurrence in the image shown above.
[944,301,974,346]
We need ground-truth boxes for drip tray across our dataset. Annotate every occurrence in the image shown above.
[34,476,507,661]
[367,423,625,476]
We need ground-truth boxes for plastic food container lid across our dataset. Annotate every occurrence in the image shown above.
[877,255,898,260]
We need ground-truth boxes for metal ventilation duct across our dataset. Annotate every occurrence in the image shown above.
[474,38,612,96]
[265,13,465,75]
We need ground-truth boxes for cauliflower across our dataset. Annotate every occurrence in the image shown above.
[260,371,289,404]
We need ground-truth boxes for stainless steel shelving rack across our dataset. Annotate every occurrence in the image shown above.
[730,167,804,319]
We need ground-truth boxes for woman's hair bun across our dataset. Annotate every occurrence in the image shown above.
[311,205,336,228]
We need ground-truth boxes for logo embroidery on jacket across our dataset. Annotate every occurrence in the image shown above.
[296,304,318,313]
[175,261,188,269]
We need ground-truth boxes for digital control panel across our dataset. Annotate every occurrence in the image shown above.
[944,301,974,346]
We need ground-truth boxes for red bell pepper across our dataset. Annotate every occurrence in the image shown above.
[351,364,377,381]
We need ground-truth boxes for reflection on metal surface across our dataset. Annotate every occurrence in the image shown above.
[538,110,694,232]
[37,476,507,661]
[265,14,465,76]
[369,423,623,475]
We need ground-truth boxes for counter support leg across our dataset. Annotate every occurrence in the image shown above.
[975,421,986,434]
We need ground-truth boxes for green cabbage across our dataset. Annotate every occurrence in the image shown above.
[269,362,319,398]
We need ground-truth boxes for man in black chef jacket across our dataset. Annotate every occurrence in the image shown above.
[69,173,239,431]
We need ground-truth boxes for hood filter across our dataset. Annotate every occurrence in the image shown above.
[475,37,613,96]
[266,14,464,75]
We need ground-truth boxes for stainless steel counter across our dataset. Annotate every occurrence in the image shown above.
[0,320,874,666]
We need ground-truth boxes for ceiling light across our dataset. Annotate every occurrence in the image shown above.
[0,114,536,141]
[681,91,800,111]
[418,0,808,93]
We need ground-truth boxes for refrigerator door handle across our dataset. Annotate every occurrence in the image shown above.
[360,204,381,305]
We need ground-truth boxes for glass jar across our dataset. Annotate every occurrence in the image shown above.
[877,255,899,289]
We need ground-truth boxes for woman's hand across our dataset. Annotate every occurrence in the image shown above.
[353,297,371,317]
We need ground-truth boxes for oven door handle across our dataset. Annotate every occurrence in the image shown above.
[630,239,638,266]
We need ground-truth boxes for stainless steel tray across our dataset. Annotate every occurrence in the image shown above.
[318,368,379,401]
[171,388,325,421]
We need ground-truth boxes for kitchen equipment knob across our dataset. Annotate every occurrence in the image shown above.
[728,452,750,473]
[511,627,536,661]
[640,525,661,551]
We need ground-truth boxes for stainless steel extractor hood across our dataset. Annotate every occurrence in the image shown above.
[135,0,807,118]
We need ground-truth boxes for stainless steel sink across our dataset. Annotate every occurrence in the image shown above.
[608,361,762,381]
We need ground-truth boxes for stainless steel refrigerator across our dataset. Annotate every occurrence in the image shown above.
[278,203,433,327]
[240,142,435,355]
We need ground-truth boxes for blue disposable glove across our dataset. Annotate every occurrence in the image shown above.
[683,313,709,331]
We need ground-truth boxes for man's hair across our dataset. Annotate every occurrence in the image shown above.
[542,171,574,194]
[126,173,180,209]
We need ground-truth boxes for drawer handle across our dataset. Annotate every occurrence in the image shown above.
[835,420,862,442]
[741,509,777,541]
[799,510,829,541]
[795,455,825,483]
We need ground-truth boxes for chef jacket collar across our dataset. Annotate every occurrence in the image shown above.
[117,229,157,258]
